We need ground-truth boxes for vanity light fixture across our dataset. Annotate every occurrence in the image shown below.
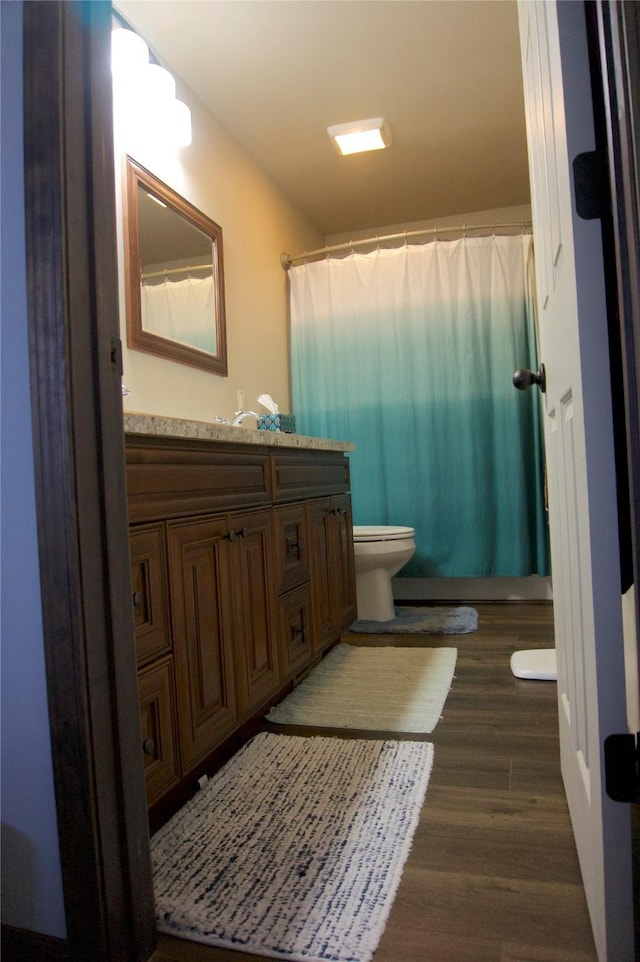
[327,117,391,156]
[111,27,192,148]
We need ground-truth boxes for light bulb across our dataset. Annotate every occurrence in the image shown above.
[111,28,148,78]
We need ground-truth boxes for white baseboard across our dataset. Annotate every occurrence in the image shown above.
[392,575,553,602]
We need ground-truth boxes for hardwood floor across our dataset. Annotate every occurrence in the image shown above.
[153,602,597,962]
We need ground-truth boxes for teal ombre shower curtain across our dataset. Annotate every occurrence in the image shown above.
[290,234,549,578]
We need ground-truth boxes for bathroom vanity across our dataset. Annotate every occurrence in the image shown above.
[124,415,356,823]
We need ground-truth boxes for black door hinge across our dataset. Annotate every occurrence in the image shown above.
[573,151,610,220]
[604,732,640,802]
[110,337,123,377]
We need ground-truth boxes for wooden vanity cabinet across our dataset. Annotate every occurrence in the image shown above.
[125,434,355,816]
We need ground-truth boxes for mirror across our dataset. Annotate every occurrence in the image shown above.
[123,156,228,375]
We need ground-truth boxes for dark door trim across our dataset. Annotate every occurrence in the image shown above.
[592,0,640,955]
[22,3,155,959]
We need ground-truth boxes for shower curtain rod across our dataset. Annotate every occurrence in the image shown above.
[280,220,532,270]
[141,263,212,281]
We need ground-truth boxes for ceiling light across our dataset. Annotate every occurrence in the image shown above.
[327,118,391,156]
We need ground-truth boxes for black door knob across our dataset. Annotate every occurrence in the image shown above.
[513,364,546,393]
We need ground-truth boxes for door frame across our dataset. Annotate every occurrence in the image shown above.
[17,0,639,960]
[19,3,155,959]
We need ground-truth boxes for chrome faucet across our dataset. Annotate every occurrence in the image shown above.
[232,410,259,427]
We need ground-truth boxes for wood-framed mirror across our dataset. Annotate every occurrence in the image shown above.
[123,156,228,375]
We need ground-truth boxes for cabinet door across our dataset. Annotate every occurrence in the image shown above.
[308,495,357,651]
[329,494,357,632]
[230,509,280,717]
[129,523,170,666]
[307,498,335,651]
[167,517,237,773]
[137,656,180,805]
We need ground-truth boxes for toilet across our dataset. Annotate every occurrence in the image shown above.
[353,525,416,622]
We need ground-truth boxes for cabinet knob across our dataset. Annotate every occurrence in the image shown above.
[142,737,155,756]
[240,527,249,538]
[224,530,237,541]
[332,506,344,515]
[132,590,143,608]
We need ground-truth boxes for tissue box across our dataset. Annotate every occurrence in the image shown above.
[258,413,296,434]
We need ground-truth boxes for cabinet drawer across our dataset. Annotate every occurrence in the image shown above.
[274,504,310,593]
[126,437,272,522]
[272,452,350,502]
[277,583,314,681]
[137,657,180,805]
[129,523,170,666]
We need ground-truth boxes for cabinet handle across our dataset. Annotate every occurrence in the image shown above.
[142,737,155,756]
[132,591,143,608]
[286,536,300,550]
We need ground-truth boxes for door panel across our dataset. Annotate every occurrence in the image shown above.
[168,517,237,772]
[518,3,634,958]
[231,509,280,717]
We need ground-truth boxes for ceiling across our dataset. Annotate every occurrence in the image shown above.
[116,0,531,237]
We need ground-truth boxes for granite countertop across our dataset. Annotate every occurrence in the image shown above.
[123,412,354,453]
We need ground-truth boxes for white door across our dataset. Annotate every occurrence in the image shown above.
[517,3,634,959]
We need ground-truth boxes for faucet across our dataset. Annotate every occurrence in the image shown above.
[232,410,259,427]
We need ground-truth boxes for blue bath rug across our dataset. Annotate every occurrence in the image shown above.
[349,605,478,634]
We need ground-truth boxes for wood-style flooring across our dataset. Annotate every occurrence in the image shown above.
[153,602,597,962]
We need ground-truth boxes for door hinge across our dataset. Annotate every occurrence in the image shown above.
[604,732,640,803]
[110,336,123,377]
[573,151,610,220]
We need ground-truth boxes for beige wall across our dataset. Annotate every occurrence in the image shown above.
[114,75,323,424]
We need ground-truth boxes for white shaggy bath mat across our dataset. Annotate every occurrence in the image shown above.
[266,643,457,733]
[152,732,434,962]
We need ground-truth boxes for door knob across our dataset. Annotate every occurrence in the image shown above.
[513,364,546,394]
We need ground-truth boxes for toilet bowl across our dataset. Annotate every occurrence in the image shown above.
[353,525,416,622]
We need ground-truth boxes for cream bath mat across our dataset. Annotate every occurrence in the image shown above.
[266,643,457,733]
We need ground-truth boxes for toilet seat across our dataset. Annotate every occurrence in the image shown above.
[353,525,415,542]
